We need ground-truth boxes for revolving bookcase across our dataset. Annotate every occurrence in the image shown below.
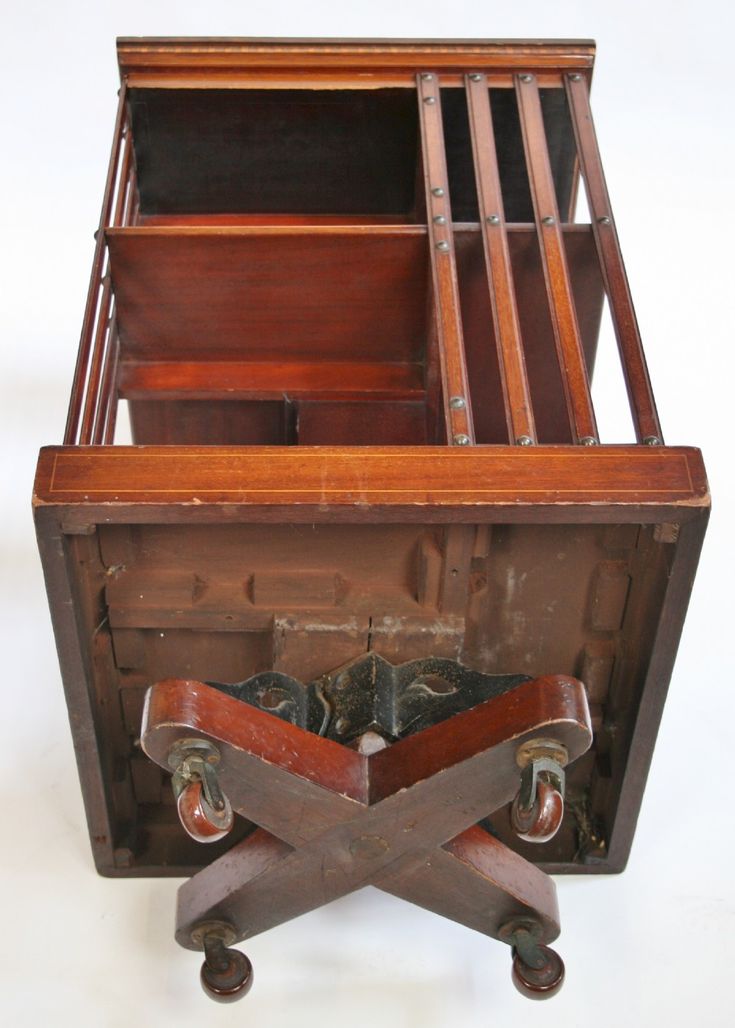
[34,38,709,1003]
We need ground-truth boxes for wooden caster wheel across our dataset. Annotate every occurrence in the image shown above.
[200,939,253,1003]
[177,779,233,843]
[511,777,563,843]
[511,944,565,1000]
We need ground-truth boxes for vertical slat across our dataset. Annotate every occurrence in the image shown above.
[78,272,114,444]
[465,74,536,445]
[515,73,598,444]
[416,72,475,445]
[93,313,120,445]
[565,73,663,444]
[112,130,132,228]
[64,83,128,444]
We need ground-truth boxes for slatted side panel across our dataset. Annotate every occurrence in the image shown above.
[416,72,475,445]
[515,72,599,445]
[564,72,662,445]
[464,73,536,445]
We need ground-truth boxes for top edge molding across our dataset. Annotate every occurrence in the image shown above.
[116,37,596,77]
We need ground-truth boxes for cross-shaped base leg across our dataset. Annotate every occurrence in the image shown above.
[142,673,592,1002]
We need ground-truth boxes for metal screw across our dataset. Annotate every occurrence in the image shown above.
[424,96,436,105]
[579,435,599,446]
[432,186,445,197]
[542,215,555,226]
[486,214,500,225]
[516,435,534,446]
[453,433,471,446]
[436,240,450,252]
[597,215,611,225]
[421,72,434,81]
[643,435,662,446]
[469,73,483,82]
[449,396,466,410]
[569,73,582,82]
[433,214,446,225]
[520,74,534,83]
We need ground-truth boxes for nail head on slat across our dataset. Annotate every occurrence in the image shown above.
[424,96,436,105]
[453,434,471,446]
[436,240,450,252]
[486,214,500,225]
[421,73,434,80]
[569,73,582,82]
[470,73,483,81]
[432,186,445,197]
[520,74,533,82]
[597,216,611,225]
[433,215,446,225]
[449,396,466,410]
[516,435,534,446]
[579,436,599,446]
[542,216,555,226]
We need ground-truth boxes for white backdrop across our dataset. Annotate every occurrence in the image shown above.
[1,2,732,1026]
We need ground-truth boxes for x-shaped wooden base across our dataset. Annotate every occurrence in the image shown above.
[142,674,592,968]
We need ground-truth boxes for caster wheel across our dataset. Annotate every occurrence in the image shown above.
[511,777,563,843]
[177,779,233,843]
[201,945,253,1003]
[511,944,565,999]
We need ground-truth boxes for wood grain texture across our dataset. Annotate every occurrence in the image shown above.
[417,74,474,443]
[465,74,535,443]
[34,446,709,525]
[515,73,598,443]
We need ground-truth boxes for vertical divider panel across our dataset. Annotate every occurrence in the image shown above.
[515,73,599,444]
[416,73,475,445]
[565,73,663,445]
[465,74,536,445]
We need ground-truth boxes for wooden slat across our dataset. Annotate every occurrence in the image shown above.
[565,73,662,444]
[118,360,425,402]
[417,73,474,445]
[515,74,598,444]
[465,74,536,444]
[78,272,113,444]
[92,313,120,444]
[64,84,128,444]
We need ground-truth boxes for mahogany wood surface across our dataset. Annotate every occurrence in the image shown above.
[465,74,535,443]
[141,675,590,946]
[515,74,597,443]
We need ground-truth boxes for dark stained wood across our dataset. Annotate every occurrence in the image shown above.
[565,73,663,443]
[417,74,474,443]
[515,73,598,443]
[465,74,535,443]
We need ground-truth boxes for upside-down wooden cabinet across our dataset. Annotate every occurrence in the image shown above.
[34,37,709,1003]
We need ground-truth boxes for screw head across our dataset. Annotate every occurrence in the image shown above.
[453,433,471,446]
[469,73,483,82]
[516,435,534,446]
[486,214,500,225]
[579,435,599,446]
[431,186,445,197]
[643,435,662,446]
[542,215,555,226]
[449,396,466,410]
[597,215,611,225]
[433,214,446,225]
[436,240,450,252]
[424,95,436,105]
[569,73,582,82]
[520,73,534,83]
[421,72,434,80]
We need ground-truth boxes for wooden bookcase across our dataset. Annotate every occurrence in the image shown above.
[35,38,708,890]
